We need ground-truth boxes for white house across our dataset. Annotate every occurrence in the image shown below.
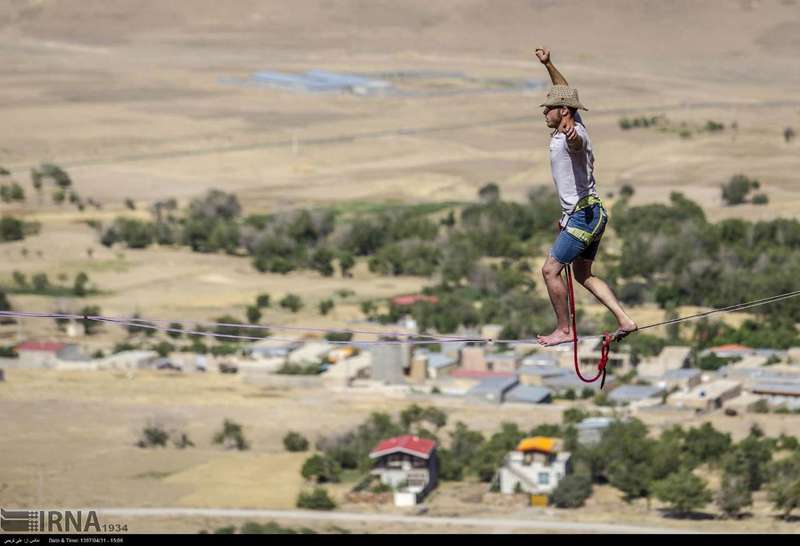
[498,436,571,495]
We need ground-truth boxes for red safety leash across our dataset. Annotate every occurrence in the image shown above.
[565,263,612,389]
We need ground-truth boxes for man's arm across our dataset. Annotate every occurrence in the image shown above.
[534,47,569,86]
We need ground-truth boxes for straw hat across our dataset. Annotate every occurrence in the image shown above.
[540,85,589,111]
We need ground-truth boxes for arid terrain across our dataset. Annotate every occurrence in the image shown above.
[1,0,799,534]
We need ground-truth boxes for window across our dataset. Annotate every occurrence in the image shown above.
[538,472,550,485]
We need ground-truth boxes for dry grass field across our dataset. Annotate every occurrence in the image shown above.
[1,0,799,534]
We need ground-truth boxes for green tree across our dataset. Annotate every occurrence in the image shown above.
[79,305,101,335]
[338,252,355,277]
[0,216,24,242]
[280,294,303,313]
[283,431,310,452]
[716,472,752,519]
[683,423,732,468]
[0,290,10,312]
[73,271,90,296]
[318,299,334,316]
[721,174,758,206]
[301,454,341,483]
[723,429,774,491]
[767,453,800,520]
[601,419,655,502]
[31,273,50,292]
[551,474,593,508]
[310,247,335,277]
[652,469,712,516]
[212,419,250,451]
[256,293,271,308]
[246,305,262,324]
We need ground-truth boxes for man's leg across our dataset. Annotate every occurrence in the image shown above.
[537,255,573,346]
[573,257,637,335]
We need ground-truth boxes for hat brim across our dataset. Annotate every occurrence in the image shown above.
[539,102,589,111]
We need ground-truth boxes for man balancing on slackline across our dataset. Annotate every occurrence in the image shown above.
[533,47,637,347]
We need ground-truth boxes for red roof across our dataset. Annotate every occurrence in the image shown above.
[370,435,436,459]
[449,369,515,379]
[710,344,752,352]
[16,341,67,352]
[391,294,439,306]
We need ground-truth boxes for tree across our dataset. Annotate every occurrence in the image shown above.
[12,271,26,287]
[784,127,796,143]
[752,193,769,205]
[652,469,712,517]
[716,472,752,519]
[79,306,101,335]
[246,305,262,324]
[721,174,758,206]
[723,430,774,491]
[256,293,271,309]
[73,272,90,296]
[125,198,136,210]
[310,247,335,277]
[767,453,800,520]
[551,474,593,508]
[31,273,49,292]
[338,252,355,277]
[0,216,24,242]
[478,182,500,203]
[0,290,10,312]
[318,299,334,316]
[283,431,310,452]
[683,423,732,468]
[301,454,341,483]
[296,487,336,510]
[620,184,635,199]
[280,294,303,313]
[600,419,655,502]
[212,419,249,451]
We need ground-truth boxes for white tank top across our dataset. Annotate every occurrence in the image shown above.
[549,120,599,217]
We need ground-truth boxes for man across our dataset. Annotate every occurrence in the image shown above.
[533,47,637,346]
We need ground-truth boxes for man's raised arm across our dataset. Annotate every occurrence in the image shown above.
[534,47,569,86]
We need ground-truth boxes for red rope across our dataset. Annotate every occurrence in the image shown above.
[565,264,611,388]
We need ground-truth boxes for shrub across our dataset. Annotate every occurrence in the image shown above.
[318,299,334,316]
[280,294,303,313]
[296,487,336,510]
[212,419,250,451]
[136,422,169,448]
[284,431,310,452]
[551,474,593,508]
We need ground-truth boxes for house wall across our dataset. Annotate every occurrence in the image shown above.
[499,451,570,495]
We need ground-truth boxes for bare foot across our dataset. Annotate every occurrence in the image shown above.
[537,328,574,347]
[611,320,638,341]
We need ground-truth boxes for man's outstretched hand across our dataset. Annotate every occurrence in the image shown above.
[534,47,550,64]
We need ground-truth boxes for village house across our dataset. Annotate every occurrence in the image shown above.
[369,435,438,507]
[14,341,83,369]
[667,379,742,412]
[498,436,571,499]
